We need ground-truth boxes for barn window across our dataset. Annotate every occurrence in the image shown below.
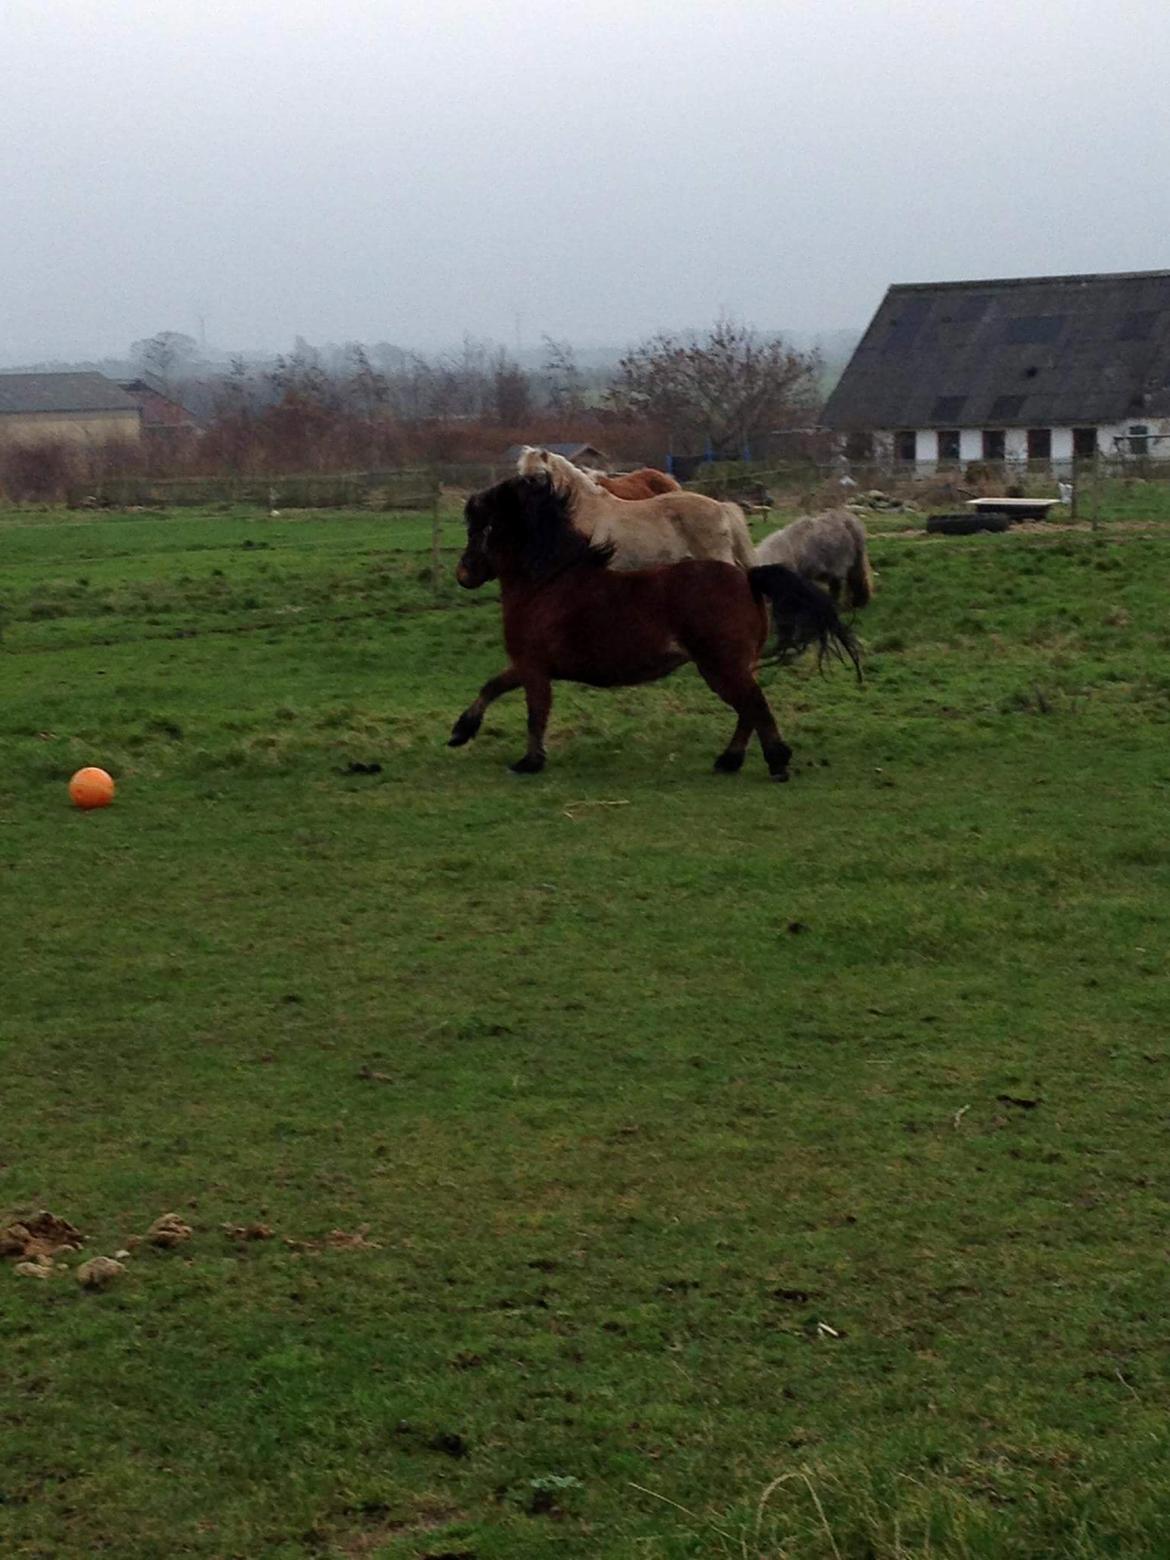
[1027,428,1052,461]
[1005,316,1065,345]
[930,395,966,422]
[1073,427,1097,458]
[844,431,873,461]
[895,430,917,462]
[937,430,960,463]
[982,429,1006,461]
[1128,424,1150,455]
[990,394,1026,420]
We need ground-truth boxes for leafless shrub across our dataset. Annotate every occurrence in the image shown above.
[0,439,83,503]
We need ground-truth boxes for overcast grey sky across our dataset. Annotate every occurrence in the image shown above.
[4,0,1170,363]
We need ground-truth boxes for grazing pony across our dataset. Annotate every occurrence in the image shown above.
[755,509,874,608]
[517,446,754,571]
[449,473,860,781]
[593,467,682,500]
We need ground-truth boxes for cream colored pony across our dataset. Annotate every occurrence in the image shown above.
[516,447,755,571]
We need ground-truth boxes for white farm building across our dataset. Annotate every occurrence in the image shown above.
[823,269,1170,470]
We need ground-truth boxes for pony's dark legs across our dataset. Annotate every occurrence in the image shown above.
[713,714,753,773]
[510,672,552,774]
[742,682,792,781]
[701,661,793,782]
[448,666,521,747]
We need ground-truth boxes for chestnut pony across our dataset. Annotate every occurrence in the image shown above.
[449,473,860,781]
[591,467,682,500]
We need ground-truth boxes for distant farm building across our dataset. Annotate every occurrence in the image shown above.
[824,270,1170,468]
[503,441,609,469]
[0,372,141,445]
[118,377,201,434]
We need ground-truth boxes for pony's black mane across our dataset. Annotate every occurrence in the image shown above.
[469,475,614,583]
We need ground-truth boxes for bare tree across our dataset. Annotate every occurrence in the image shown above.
[266,338,335,408]
[490,349,532,424]
[542,336,584,416]
[130,330,199,389]
[342,343,390,420]
[607,317,820,459]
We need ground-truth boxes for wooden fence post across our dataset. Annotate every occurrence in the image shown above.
[430,485,442,595]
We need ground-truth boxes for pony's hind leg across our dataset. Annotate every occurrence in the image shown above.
[510,672,553,774]
[750,684,794,781]
[449,666,521,747]
[714,714,753,773]
[698,659,793,782]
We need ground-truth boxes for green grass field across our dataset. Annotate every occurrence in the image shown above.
[3,502,1170,1558]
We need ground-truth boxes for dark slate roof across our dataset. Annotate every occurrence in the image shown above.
[0,372,138,416]
[823,270,1170,430]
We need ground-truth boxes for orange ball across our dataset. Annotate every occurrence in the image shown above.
[69,767,116,810]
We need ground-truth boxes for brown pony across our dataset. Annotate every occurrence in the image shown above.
[592,467,682,500]
[448,473,860,781]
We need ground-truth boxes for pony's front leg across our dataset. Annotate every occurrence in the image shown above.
[448,666,521,747]
[510,673,552,774]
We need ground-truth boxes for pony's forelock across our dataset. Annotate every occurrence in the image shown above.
[516,446,547,480]
[514,448,603,504]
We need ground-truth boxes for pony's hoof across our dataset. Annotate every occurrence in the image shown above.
[509,755,545,775]
[713,751,744,774]
[770,768,790,783]
[448,713,481,747]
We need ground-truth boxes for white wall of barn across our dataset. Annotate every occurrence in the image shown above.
[1096,418,1170,455]
[874,422,1170,466]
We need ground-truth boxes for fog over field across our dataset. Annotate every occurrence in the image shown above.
[4,0,1170,364]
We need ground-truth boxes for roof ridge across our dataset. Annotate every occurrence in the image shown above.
[0,369,112,379]
[888,269,1170,294]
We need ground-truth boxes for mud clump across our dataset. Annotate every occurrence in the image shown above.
[223,1223,275,1243]
[76,1256,126,1290]
[146,1213,193,1249]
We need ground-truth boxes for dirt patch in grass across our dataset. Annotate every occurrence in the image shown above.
[332,1505,470,1558]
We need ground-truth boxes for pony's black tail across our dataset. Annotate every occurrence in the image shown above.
[750,564,863,684]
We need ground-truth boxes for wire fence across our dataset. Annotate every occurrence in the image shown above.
[80,469,444,512]
[70,453,1170,547]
